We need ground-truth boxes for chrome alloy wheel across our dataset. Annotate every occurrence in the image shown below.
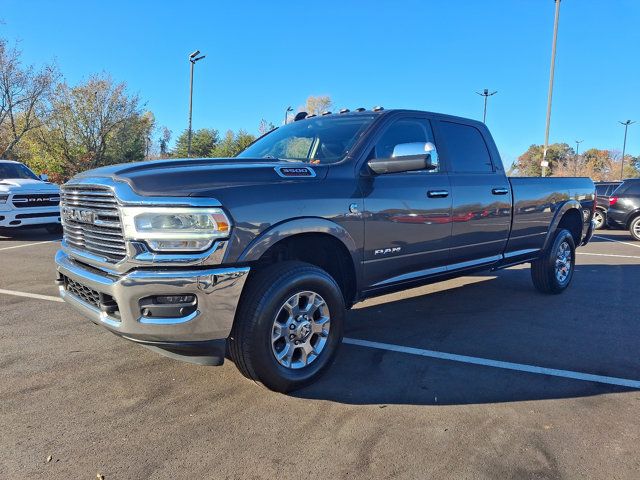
[555,240,572,284]
[593,210,605,229]
[271,291,331,369]
[633,219,640,238]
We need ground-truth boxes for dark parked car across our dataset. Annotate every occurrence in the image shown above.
[607,179,640,240]
[593,181,622,229]
[54,108,595,392]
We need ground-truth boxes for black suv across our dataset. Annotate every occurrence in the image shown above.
[607,179,640,240]
[594,181,622,229]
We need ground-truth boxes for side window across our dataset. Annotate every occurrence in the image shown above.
[596,185,608,196]
[626,182,640,195]
[439,121,493,173]
[374,119,437,171]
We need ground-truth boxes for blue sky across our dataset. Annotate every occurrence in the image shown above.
[2,0,639,166]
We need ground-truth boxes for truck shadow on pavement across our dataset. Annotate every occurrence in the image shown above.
[295,264,640,405]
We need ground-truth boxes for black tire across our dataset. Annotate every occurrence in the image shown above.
[593,209,607,230]
[45,224,63,234]
[531,228,576,294]
[228,261,345,392]
[630,216,640,241]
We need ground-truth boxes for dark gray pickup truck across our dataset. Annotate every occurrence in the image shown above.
[55,108,595,391]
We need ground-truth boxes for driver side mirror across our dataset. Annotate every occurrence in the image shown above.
[39,174,49,182]
[368,142,439,174]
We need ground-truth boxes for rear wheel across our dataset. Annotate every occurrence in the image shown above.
[531,228,576,294]
[630,216,640,241]
[228,261,345,392]
[593,209,606,230]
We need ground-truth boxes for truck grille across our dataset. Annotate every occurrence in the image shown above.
[12,193,60,208]
[61,185,126,262]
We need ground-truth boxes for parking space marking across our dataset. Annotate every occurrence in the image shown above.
[3,287,638,390]
[0,239,60,251]
[0,288,64,303]
[343,337,640,389]
[578,252,640,260]
[594,235,640,249]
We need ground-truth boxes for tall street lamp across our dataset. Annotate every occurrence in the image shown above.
[284,106,293,125]
[542,0,561,177]
[619,120,635,180]
[476,89,497,123]
[574,139,583,176]
[187,50,206,157]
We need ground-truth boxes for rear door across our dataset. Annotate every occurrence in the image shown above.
[435,120,512,268]
[361,116,452,288]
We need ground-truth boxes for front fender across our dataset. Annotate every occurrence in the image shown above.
[237,217,359,263]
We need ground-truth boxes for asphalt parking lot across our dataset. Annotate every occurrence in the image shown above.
[1,229,639,479]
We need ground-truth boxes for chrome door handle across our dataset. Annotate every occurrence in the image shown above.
[427,190,449,198]
[492,188,509,195]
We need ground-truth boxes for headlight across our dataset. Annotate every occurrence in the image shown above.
[0,194,8,204]
[120,207,230,252]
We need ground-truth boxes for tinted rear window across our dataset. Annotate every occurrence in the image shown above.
[612,181,640,196]
[439,121,493,173]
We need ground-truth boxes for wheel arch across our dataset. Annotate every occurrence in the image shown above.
[238,218,360,306]
[543,201,584,249]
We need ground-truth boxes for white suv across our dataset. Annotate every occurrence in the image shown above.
[0,160,61,233]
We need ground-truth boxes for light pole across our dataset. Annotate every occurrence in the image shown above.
[284,106,293,125]
[542,0,561,177]
[476,89,497,123]
[187,50,206,157]
[574,139,583,176]
[619,120,635,180]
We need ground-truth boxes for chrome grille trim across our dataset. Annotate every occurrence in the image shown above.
[61,185,126,262]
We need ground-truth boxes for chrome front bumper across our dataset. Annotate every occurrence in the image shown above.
[55,250,249,344]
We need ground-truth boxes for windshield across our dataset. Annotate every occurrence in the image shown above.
[0,162,39,180]
[238,115,376,164]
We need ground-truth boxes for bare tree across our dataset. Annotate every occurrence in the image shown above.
[0,39,58,157]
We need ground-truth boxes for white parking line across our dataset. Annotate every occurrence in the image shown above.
[343,337,640,389]
[2,286,638,389]
[578,252,640,260]
[0,288,63,302]
[594,235,640,249]
[0,239,60,251]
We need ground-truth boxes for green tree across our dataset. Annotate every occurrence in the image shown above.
[513,143,573,176]
[31,74,148,178]
[211,129,256,157]
[173,128,219,157]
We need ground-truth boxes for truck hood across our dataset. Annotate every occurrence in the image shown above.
[71,158,328,197]
[0,178,60,194]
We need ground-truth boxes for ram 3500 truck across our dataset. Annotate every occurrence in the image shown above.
[0,160,61,232]
[55,109,595,392]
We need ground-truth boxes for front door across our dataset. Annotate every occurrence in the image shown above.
[362,116,452,289]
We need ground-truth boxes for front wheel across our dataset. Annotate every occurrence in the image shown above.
[531,229,576,294]
[593,209,607,230]
[228,261,345,392]
[630,216,640,241]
